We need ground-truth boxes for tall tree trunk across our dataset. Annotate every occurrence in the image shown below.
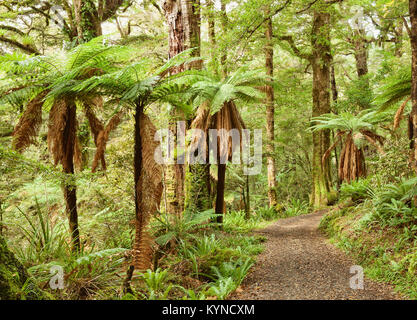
[330,65,340,188]
[163,0,186,216]
[265,15,278,209]
[133,102,144,269]
[73,0,102,42]
[311,9,332,207]
[220,0,228,77]
[62,101,80,252]
[164,0,201,215]
[394,19,404,58]
[409,0,417,171]
[215,164,226,224]
[184,1,212,214]
[353,29,368,78]
[207,0,217,71]
[182,0,201,64]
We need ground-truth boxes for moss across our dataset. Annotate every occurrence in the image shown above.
[0,235,46,300]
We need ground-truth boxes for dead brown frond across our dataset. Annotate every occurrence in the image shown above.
[394,96,411,130]
[84,101,104,145]
[361,130,385,155]
[322,131,345,165]
[12,91,48,152]
[73,127,83,171]
[338,133,366,183]
[91,110,124,173]
[133,113,163,272]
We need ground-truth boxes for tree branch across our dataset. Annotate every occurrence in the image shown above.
[0,36,39,55]
[276,35,312,61]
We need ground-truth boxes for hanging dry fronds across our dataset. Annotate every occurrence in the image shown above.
[338,133,367,183]
[322,131,345,165]
[84,101,104,145]
[211,101,246,162]
[47,99,69,165]
[133,113,163,271]
[394,96,411,130]
[12,91,48,152]
[91,110,124,173]
[361,130,385,155]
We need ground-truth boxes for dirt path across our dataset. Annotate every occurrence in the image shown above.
[231,211,401,300]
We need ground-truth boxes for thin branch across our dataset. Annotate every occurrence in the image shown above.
[276,35,312,61]
[0,36,39,55]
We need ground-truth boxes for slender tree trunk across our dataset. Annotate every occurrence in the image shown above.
[409,0,417,171]
[265,15,278,209]
[133,102,144,270]
[245,175,250,219]
[207,0,217,71]
[220,0,228,77]
[311,10,332,208]
[215,164,226,224]
[330,65,340,188]
[394,19,404,58]
[62,101,80,252]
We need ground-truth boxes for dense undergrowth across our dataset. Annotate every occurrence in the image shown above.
[0,163,310,300]
[320,176,417,299]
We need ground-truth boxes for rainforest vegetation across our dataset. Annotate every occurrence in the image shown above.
[1,0,417,300]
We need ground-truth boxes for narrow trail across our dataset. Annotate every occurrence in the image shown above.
[231,211,401,300]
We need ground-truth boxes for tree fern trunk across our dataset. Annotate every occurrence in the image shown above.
[62,101,80,253]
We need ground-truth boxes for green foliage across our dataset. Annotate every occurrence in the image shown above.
[282,199,310,218]
[375,67,411,110]
[10,200,68,265]
[152,209,219,246]
[340,178,374,202]
[209,257,254,287]
[176,66,267,114]
[136,268,173,300]
[311,110,389,134]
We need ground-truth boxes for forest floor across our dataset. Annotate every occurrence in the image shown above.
[231,211,402,300]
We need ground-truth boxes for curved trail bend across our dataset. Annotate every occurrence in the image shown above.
[232,211,401,300]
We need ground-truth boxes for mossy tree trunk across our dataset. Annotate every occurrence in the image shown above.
[265,14,278,209]
[311,9,332,208]
[163,0,202,215]
[0,235,45,300]
[409,0,417,172]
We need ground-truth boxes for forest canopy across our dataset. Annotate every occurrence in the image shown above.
[1,0,417,301]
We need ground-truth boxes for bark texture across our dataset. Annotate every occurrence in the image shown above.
[265,16,278,209]
[61,101,80,253]
[0,235,45,300]
[163,0,201,215]
[311,10,332,207]
[409,0,417,171]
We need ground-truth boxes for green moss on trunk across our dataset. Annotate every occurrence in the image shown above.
[0,235,46,300]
